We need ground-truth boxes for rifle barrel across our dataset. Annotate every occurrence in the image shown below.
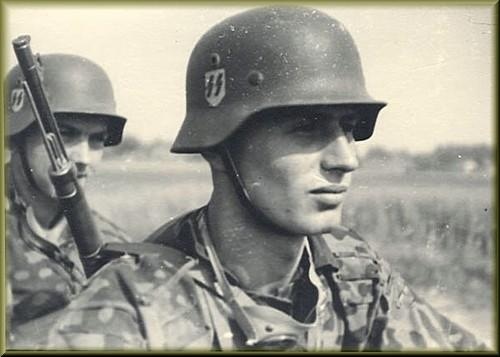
[12,35,106,276]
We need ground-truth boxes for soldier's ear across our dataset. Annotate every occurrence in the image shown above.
[5,147,12,164]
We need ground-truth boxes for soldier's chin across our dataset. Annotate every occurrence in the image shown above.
[306,211,343,235]
[277,216,342,236]
[77,177,87,188]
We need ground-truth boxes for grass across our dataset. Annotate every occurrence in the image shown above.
[344,171,493,308]
[86,157,495,347]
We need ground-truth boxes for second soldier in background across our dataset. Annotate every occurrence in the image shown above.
[5,53,131,346]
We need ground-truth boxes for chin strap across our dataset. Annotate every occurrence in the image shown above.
[201,227,259,346]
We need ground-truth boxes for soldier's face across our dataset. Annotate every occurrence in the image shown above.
[23,116,108,199]
[230,107,360,235]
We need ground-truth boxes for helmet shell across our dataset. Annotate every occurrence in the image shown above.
[173,6,386,153]
[5,53,126,146]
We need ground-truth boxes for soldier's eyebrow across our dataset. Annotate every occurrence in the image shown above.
[283,111,324,124]
[58,124,79,134]
[58,119,108,135]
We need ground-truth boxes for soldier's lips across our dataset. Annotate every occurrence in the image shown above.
[310,185,348,206]
[310,185,348,194]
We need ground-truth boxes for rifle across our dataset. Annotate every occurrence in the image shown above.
[12,35,110,277]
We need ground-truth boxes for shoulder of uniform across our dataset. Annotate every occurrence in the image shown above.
[91,246,199,294]
[146,216,185,244]
[146,209,199,243]
[145,208,204,257]
[102,242,195,272]
[91,209,133,243]
[51,246,205,348]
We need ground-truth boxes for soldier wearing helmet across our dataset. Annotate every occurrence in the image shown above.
[44,6,485,351]
[5,53,131,341]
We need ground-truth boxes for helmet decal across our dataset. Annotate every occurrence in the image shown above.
[10,88,25,113]
[205,68,226,107]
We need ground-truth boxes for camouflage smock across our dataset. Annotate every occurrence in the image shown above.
[6,197,131,347]
[41,207,485,351]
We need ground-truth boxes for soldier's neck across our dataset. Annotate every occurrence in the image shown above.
[207,191,306,292]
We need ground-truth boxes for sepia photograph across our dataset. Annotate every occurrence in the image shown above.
[2,1,496,352]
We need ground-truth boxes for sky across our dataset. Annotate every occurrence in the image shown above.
[4,3,495,154]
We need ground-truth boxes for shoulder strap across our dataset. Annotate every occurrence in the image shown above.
[101,241,215,349]
[101,241,194,269]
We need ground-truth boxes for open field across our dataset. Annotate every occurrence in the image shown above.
[86,157,496,348]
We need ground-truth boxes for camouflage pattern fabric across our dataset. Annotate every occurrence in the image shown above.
[6,200,131,348]
[317,228,486,351]
[33,207,485,351]
[32,247,214,350]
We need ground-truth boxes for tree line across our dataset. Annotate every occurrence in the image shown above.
[105,135,493,172]
[362,144,493,172]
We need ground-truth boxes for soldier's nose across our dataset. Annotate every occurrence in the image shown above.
[68,140,91,166]
[320,134,359,173]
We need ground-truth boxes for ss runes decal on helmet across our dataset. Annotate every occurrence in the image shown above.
[10,88,25,113]
[205,68,225,107]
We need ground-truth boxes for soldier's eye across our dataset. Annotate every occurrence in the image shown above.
[59,128,81,143]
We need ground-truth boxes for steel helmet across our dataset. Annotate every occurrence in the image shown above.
[172,6,386,153]
[5,53,126,146]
